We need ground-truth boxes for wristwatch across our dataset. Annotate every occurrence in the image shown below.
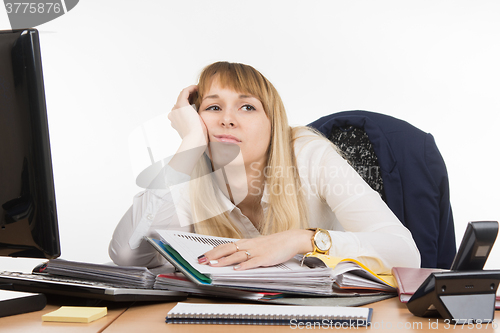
[307,228,332,255]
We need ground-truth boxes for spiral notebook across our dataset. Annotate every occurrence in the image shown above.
[166,302,372,326]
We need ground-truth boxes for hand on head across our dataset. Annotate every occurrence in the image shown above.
[172,85,198,110]
[168,85,208,143]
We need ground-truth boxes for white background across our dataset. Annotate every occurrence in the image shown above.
[1,0,499,271]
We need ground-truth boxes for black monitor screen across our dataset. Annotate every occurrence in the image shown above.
[0,28,60,259]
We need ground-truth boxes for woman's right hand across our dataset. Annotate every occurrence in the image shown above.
[168,85,208,143]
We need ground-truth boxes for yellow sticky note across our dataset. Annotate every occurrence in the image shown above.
[42,306,107,323]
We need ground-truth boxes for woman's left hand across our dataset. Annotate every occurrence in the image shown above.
[198,229,315,270]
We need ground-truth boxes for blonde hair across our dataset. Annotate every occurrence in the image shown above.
[190,62,309,237]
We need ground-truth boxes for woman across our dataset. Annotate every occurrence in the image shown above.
[109,62,420,273]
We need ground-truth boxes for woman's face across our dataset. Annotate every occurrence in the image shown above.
[198,81,271,169]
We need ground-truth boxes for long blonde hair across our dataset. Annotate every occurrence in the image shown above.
[190,62,308,237]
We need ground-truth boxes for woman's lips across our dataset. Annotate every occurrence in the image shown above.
[213,135,241,143]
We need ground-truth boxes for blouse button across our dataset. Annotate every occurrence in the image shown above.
[147,214,154,220]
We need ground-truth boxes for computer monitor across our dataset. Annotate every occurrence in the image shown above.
[0,28,60,259]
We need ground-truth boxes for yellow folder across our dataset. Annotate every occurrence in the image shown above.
[305,253,396,289]
[42,306,107,323]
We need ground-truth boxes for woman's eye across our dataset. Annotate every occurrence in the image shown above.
[242,104,256,111]
[205,105,220,111]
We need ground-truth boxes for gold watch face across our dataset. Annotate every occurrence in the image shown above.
[314,230,332,252]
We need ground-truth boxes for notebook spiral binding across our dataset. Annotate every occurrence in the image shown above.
[166,304,371,326]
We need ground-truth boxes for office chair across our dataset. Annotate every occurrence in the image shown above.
[308,111,456,269]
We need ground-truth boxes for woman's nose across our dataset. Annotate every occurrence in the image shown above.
[220,111,236,127]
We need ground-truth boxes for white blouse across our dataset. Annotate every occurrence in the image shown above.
[109,128,420,273]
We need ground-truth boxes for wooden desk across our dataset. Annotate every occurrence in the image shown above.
[1,297,499,332]
[105,297,500,332]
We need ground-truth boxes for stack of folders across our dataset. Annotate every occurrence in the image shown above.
[46,259,157,288]
[42,260,277,301]
[147,230,333,294]
[41,230,395,299]
[166,303,372,326]
[154,272,282,300]
[146,230,396,296]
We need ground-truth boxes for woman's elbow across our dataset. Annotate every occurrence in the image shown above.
[396,238,421,268]
[109,241,137,266]
[108,240,164,268]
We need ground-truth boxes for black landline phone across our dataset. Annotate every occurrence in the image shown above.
[407,221,500,324]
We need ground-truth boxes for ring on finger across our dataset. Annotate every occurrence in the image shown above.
[245,251,251,260]
[233,242,240,252]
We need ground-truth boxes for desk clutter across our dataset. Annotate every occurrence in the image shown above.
[146,229,397,295]
[2,221,499,327]
[0,230,399,305]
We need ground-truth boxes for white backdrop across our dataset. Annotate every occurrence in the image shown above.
[1,0,499,271]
